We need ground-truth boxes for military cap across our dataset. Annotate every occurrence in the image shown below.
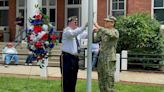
[68,16,78,22]
[104,16,117,22]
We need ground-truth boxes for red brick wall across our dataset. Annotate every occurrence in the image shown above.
[8,0,16,41]
[97,0,107,26]
[57,0,65,31]
[126,0,151,15]
[97,0,152,25]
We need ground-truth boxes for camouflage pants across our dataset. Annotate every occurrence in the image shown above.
[97,60,116,92]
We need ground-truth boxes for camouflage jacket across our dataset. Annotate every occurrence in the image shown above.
[94,27,119,61]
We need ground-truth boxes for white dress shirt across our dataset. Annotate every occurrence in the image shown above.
[3,47,18,54]
[61,26,87,55]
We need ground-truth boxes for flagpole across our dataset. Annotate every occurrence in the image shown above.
[87,0,93,92]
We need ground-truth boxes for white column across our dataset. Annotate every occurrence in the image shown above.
[82,0,88,26]
[115,54,120,82]
[40,57,48,77]
[93,0,97,22]
[27,0,45,77]
[27,0,42,28]
[40,67,48,77]
[82,0,97,26]
[121,50,128,70]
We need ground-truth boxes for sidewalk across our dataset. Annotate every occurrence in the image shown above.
[0,64,164,85]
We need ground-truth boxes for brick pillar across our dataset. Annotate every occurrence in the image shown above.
[57,0,65,43]
[8,0,16,41]
[97,0,107,26]
[57,0,65,31]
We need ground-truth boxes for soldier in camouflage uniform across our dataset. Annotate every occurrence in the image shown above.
[94,16,119,92]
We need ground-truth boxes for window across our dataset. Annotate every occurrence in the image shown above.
[68,0,81,4]
[42,0,57,26]
[154,0,164,22]
[0,10,8,26]
[67,8,80,20]
[65,0,81,26]
[17,0,57,27]
[0,0,8,7]
[16,0,26,27]
[0,0,8,26]
[108,0,126,17]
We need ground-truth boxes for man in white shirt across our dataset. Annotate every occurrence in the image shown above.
[3,42,19,67]
[60,16,87,92]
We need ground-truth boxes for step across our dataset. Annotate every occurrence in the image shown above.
[0,55,60,61]
[0,42,62,49]
[0,59,60,67]
[0,42,62,67]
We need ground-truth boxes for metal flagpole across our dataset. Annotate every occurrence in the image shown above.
[87,0,93,92]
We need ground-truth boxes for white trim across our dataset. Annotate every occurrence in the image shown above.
[24,0,27,29]
[151,0,154,19]
[93,0,97,22]
[106,0,109,17]
[0,7,8,9]
[66,5,81,8]
[154,7,164,9]
[125,0,126,16]
[110,0,112,16]
[55,0,57,29]
[82,0,88,26]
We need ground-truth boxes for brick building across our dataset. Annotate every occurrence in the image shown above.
[0,0,163,41]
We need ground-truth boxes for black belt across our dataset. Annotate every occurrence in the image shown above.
[62,51,78,57]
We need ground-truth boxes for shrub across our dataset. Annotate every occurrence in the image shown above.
[115,13,163,54]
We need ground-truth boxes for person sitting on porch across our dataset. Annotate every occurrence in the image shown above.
[25,50,34,66]
[3,42,19,67]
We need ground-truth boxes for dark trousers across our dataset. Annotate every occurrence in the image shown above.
[25,54,33,63]
[60,52,79,92]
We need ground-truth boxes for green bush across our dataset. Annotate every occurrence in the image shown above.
[116,13,163,54]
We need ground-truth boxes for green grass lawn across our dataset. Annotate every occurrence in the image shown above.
[0,76,164,92]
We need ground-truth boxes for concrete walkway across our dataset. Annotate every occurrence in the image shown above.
[0,64,164,85]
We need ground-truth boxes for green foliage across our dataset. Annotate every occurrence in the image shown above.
[115,13,162,53]
[159,61,164,66]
